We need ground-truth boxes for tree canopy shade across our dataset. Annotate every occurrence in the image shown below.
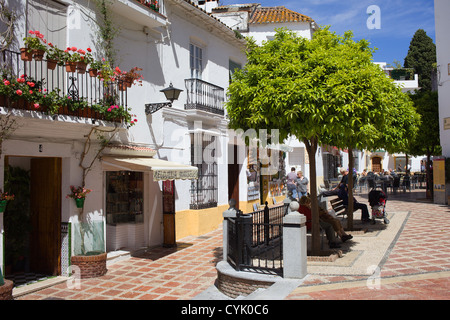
[226,27,420,254]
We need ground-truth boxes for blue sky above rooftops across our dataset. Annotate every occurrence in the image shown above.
[219,0,436,67]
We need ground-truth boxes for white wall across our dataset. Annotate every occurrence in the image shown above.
[435,0,450,157]
[248,21,313,44]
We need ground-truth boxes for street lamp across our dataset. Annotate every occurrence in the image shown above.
[145,82,183,114]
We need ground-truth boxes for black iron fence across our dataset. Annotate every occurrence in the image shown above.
[184,78,225,115]
[226,202,288,276]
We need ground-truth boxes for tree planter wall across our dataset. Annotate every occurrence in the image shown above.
[0,280,14,300]
[70,252,107,279]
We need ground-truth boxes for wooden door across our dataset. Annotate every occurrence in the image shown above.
[30,158,62,275]
[162,180,176,247]
[372,157,382,173]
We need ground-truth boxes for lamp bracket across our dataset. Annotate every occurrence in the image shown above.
[145,102,172,114]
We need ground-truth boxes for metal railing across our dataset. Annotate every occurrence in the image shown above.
[184,78,225,115]
[226,202,288,276]
[0,48,128,123]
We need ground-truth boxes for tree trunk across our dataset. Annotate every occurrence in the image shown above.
[304,137,320,255]
[347,147,355,230]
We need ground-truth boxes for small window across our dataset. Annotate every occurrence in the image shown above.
[190,43,203,79]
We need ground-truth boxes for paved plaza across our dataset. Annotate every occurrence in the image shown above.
[12,189,450,301]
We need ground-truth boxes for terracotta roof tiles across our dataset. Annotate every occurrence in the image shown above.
[249,6,314,24]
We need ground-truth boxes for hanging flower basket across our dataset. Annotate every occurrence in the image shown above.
[47,59,58,70]
[76,61,87,74]
[88,68,98,77]
[75,198,85,208]
[20,48,33,61]
[33,49,45,61]
[67,186,91,209]
[0,200,7,213]
[65,62,77,73]
[0,190,14,213]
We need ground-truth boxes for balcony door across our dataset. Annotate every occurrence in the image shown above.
[30,157,62,276]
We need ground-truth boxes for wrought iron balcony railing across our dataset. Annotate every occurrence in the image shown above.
[184,78,225,116]
[0,48,130,125]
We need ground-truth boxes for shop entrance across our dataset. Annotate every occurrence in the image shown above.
[3,157,61,283]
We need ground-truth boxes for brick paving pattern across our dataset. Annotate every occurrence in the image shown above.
[15,189,450,300]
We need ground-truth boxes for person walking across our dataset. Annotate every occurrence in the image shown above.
[296,171,309,198]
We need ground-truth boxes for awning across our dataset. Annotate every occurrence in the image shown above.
[101,157,198,181]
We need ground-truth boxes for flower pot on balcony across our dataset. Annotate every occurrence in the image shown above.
[118,82,128,91]
[76,62,87,74]
[47,59,58,70]
[20,48,33,61]
[33,49,45,61]
[125,77,133,88]
[65,62,77,73]
[88,68,98,77]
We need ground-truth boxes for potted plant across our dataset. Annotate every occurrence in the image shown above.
[63,47,86,73]
[121,67,144,88]
[23,30,47,61]
[45,43,64,70]
[0,189,14,213]
[88,60,103,77]
[66,185,91,208]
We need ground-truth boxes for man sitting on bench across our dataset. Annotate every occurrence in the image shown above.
[337,182,371,223]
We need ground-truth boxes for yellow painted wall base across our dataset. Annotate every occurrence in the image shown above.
[174,196,288,240]
[175,204,228,240]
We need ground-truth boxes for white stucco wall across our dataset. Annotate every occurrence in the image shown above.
[435,0,450,158]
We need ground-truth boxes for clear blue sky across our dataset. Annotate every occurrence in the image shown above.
[219,0,436,66]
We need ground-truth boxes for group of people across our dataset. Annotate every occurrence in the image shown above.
[286,167,309,201]
[288,167,373,248]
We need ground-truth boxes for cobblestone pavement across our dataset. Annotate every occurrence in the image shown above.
[14,189,450,300]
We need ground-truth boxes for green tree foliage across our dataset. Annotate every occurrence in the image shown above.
[226,28,419,254]
[408,90,441,195]
[404,29,436,91]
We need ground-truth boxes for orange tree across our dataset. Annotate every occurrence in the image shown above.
[226,27,419,255]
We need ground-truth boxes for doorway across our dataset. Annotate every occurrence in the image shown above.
[4,157,61,283]
[372,157,382,173]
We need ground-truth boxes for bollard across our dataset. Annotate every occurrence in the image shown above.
[282,201,307,279]
[222,199,238,262]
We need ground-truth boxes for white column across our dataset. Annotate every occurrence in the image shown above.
[283,201,308,279]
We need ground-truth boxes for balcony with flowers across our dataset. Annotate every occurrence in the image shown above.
[1,31,142,127]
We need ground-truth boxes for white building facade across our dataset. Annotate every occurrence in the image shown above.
[0,0,246,278]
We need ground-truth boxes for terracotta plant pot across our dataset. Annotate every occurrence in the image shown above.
[0,280,14,300]
[20,48,33,61]
[33,49,45,61]
[65,62,77,73]
[88,68,98,77]
[118,82,128,91]
[47,59,58,70]
[71,252,107,279]
[76,62,87,74]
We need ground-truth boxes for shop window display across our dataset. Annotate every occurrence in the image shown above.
[106,171,143,224]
